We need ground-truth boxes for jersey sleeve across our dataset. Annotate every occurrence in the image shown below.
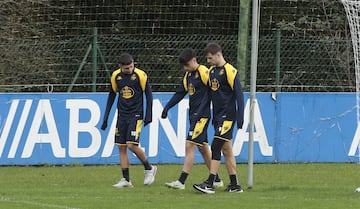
[103,69,120,122]
[102,90,117,123]
[163,75,187,112]
[144,80,153,123]
[224,63,238,90]
[110,69,121,93]
[182,72,188,91]
[134,68,152,122]
[198,65,210,86]
[234,73,244,129]
[134,68,148,91]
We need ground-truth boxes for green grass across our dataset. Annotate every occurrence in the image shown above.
[0,163,360,209]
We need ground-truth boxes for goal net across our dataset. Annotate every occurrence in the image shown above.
[341,0,360,161]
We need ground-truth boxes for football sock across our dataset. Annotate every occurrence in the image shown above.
[207,173,216,187]
[122,168,130,182]
[142,160,152,170]
[215,174,221,182]
[178,171,188,184]
[229,174,238,185]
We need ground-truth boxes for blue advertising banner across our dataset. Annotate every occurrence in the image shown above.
[0,93,358,165]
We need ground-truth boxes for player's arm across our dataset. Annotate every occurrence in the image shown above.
[234,73,244,129]
[161,84,187,118]
[101,90,116,130]
[144,80,153,126]
[101,69,119,130]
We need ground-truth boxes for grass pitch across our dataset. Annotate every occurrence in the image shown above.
[0,163,359,209]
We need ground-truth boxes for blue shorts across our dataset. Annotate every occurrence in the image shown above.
[213,120,235,141]
[115,115,143,145]
[187,118,209,146]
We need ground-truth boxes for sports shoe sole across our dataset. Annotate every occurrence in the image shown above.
[225,189,244,193]
[165,182,185,190]
[193,184,215,194]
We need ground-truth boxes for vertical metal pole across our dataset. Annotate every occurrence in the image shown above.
[237,0,250,88]
[275,29,281,92]
[248,0,260,189]
[67,44,92,92]
[92,27,98,92]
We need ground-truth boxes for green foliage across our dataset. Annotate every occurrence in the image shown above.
[0,164,359,209]
[0,0,357,92]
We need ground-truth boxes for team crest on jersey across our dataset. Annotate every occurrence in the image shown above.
[117,75,122,80]
[121,86,135,99]
[188,83,195,96]
[210,78,220,91]
[131,74,137,80]
[219,69,224,75]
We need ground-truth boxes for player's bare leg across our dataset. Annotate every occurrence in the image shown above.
[222,141,243,192]
[198,143,211,170]
[222,141,236,175]
[112,144,133,188]
[182,141,196,173]
[127,143,157,185]
[118,145,129,168]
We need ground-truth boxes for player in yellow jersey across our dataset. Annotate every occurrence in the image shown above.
[162,48,223,190]
[193,43,244,194]
[101,53,157,188]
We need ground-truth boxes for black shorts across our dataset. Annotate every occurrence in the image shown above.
[115,115,143,145]
[187,118,210,146]
[213,120,235,141]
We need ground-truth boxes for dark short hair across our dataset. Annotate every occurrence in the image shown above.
[119,53,134,65]
[204,42,222,55]
[179,48,196,65]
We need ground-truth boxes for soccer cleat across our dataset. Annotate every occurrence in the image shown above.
[224,184,244,193]
[213,179,224,188]
[193,182,215,194]
[144,165,157,185]
[112,178,133,188]
[165,180,185,190]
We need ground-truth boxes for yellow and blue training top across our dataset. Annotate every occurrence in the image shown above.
[163,65,211,121]
[209,63,244,128]
[103,67,152,123]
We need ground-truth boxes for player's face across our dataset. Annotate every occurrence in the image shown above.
[182,58,197,72]
[120,62,134,74]
[206,53,218,66]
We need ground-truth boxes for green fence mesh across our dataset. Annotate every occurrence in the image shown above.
[0,0,356,92]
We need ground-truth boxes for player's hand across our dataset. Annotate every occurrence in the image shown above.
[161,110,168,118]
[101,120,108,130]
[144,119,151,127]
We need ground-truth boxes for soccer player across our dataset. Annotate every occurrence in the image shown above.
[162,48,223,190]
[101,52,157,188]
[193,42,244,194]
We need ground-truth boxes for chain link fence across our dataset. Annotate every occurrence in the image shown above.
[0,0,356,92]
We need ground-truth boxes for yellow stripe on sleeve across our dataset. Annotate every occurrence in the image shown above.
[111,69,121,92]
[224,63,238,90]
[198,65,209,86]
[134,68,148,91]
[183,72,188,91]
